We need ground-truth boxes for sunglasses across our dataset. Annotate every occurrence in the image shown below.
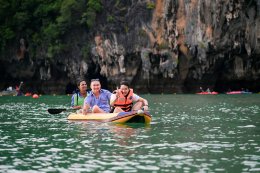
[91,78,100,82]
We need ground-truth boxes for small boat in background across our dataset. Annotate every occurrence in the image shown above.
[0,90,17,96]
[0,82,24,96]
[196,91,219,95]
[197,87,218,95]
[226,91,252,94]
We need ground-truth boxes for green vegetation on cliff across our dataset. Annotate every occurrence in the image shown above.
[0,0,102,59]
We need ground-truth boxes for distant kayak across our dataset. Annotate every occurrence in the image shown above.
[196,91,219,95]
[67,110,152,124]
[226,91,252,94]
[0,90,17,96]
[0,82,24,96]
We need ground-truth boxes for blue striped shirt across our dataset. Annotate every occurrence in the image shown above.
[84,89,112,113]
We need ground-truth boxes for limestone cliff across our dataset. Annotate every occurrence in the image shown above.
[0,0,259,94]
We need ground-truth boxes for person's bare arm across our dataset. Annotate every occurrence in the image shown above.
[138,97,149,111]
[82,104,90,115]
[110,87,119,106]
[73,105,81,109]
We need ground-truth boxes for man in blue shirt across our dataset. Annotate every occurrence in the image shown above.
[82,79,112,114]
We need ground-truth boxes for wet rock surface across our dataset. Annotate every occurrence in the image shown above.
[1,0,259,94]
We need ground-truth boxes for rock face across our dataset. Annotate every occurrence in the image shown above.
[0,0,259,94]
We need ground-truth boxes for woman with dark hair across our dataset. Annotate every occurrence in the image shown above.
[110,80,149,113]
[71,79,88,109]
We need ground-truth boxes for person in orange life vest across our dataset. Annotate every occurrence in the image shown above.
[110,80,149,113]
[71,79,88,109]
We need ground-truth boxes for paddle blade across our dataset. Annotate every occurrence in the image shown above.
[48,108,67,114]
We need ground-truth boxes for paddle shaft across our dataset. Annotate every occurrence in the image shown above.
[47,108,76,114]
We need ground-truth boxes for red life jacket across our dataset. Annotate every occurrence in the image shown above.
[113,89,134,112]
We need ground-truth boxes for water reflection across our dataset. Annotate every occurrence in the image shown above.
[0,95,259,172]
[68,121,151,147]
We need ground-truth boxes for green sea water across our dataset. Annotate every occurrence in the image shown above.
[0,94,259,172]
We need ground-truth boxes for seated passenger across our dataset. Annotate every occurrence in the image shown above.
[110,80,149,113]
[71,79,88,109]
[82,79,112,114]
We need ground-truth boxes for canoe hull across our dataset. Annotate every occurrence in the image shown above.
[196,92,218,95]
[0,90,17,96]
[226,91,252,94]
[67,110,152,124]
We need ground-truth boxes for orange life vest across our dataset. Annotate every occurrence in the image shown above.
[113,89,134,112]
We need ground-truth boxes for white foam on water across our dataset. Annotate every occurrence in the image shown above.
[237,125,256,128]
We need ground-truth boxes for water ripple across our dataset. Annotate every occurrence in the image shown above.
[0,95,259,172]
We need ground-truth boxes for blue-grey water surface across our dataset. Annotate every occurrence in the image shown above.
[0,94,259,172]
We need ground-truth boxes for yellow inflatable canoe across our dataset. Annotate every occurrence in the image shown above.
[67,110,152,124]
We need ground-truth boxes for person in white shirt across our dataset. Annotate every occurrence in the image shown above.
[110,80,149,113]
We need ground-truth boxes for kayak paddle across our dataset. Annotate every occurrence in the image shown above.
[47,108,74,114]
